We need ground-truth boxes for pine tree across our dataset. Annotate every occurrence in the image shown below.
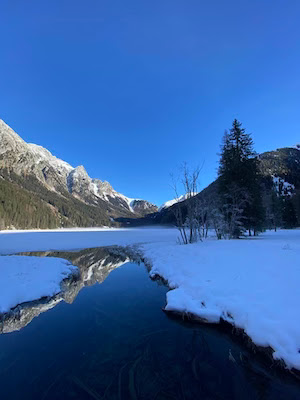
[218,119,265,237]
[282,198,297,228]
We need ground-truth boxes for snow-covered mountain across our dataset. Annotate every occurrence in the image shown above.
[0,120,157,228]
[158,192,198,211]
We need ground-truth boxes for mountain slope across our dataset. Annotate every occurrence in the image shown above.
[259,147,300,189]
[0,120,157,229]
[149,146,300,227]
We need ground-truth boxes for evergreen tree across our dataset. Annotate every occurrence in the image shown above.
[294,190,300,226]
[264,186,283,231]
[282,198,297,228]
[218,119,265,237]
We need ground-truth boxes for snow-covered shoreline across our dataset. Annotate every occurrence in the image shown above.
[142,230,300,371]
[0,227,299,372]
[0,256,77,314]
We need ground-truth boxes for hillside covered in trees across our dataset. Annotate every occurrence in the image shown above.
[0,170,112,229]
[0,120,157,230]
[152,121,300,234]
[0,118,299,231]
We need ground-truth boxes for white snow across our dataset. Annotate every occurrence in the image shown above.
[0,256,76,313]
[89,179,143,212]
[91,181,99,196]
[0,120,154,212]
[142,229,300,370]
[116,193,140,212]
[159,192,198,211]
[0,227,178,254]
[27,143,74,172]
[272,176,295,196]
[0,227,176,315]
[1,227,300,370]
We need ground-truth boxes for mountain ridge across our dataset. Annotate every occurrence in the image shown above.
[0,120,157,229]
[141,146,300,228]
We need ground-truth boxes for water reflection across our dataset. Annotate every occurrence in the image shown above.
[1,247,130,333]
[0,249,299,399]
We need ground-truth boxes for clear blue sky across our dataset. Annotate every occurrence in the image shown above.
[1,0,300,206]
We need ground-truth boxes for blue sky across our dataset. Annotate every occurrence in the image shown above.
[1,0,300,206]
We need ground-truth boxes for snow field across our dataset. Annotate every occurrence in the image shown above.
[0,256,76,313]
[142,230,300,370]
[0,227,299,371]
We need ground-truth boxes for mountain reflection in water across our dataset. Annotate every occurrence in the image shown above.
[1,247,131,334]
[0,248,300,400]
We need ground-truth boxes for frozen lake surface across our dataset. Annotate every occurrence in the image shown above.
[0,227,178,255]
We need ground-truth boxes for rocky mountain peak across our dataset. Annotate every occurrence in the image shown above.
[67,166,94,197]
[98,180,114,193]
[0,120,157,220]
[130,199,158,214]
[0,119,26,153]
[72,165,89,178]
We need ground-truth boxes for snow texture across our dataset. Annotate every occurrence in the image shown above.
[0,227,179,254]
[27,143,74,172]
[1,227,300,370]
[0,256,76,313]
[159,192,198,211]
[272,176,295,197]
[142,229,300,370]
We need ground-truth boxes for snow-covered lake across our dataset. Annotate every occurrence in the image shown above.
[0,247,299,400]
[0,227,178,255]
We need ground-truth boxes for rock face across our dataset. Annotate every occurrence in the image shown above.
[0,120,73,192]
[130,199,158,215]
[0,120,157,228]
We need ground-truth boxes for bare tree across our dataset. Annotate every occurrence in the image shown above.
[171,163,201,244]
[195,198,210,239]
[170,166,251,242]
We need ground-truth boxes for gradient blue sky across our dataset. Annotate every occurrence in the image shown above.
[1,0,300,205]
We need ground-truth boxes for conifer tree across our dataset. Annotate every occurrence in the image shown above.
[218,119,265,237]
[282,198,297,228]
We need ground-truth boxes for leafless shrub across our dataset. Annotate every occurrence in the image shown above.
[171,163,202,244]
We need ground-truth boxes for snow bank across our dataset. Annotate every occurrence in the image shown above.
[0,256,76,313]
[0,227,177,315]
[143,230,300,370]
[1,227,300,370]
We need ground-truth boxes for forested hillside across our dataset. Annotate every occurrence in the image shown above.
[152,130,300,231]
[0,170,112,229]
[0,120,157,230]
[0,177,59,229]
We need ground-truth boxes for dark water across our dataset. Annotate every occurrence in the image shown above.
[0,249,300,400]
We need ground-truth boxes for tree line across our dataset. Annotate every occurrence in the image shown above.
[0,170,112,229]
[173,119,299,243]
